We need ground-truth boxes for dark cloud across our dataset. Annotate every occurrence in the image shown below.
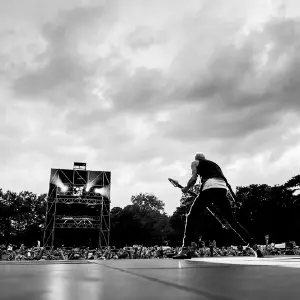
[40,5,111,55]
[106,66,172,111]
[64,64,173,133]
[10,9,300,162]
[126,26,166,50]
[13,56,92,97]
[165,16,300,143]
[11,4,111,104]
[56,14,300,168]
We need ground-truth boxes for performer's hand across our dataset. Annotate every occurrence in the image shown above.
[182,186,189,194]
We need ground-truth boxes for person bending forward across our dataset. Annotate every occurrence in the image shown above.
[173,152,262,258]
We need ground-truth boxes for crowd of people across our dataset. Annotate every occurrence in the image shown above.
[0,242,298,261]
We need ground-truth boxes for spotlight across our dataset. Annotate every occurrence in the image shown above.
[94,186,110,198]
[86,181,95,192]
[53,175,68,193]
[60,185,68,193]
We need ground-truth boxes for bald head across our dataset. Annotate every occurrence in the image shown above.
[195,152,206,161]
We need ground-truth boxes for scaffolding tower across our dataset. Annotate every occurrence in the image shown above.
[43,162,111,248]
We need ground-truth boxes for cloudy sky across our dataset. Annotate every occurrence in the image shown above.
[1,0,300,214]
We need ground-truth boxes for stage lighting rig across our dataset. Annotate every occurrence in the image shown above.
[43,162,111,248]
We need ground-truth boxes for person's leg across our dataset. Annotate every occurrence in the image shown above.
[173,191,211,259]
[208,188,263,257]
[207,188,253,244]
[181,192,210,248]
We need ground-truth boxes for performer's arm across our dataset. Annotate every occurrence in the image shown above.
[182,161,199,193]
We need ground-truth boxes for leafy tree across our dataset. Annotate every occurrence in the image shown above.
[131,193,165,212]
[235,183,296,243]
[0,189,47,245]
[109,193,172,247]
[285,174,300,190]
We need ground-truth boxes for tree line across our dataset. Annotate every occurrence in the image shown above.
[0,174,300,247]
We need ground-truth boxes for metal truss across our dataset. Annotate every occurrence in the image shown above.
[56,215,101,221]
[43,167,111,248]
[47,197,104,205]
[55,191,103,197]
[55,215,101,228]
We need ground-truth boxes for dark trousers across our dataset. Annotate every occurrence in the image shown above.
[182,188,253,247]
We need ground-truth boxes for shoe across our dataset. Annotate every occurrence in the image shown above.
[248,247,258,257]
[247,245,264,258]
[256,249,264,257]
[172,247,192,259]
[172,252,192,259]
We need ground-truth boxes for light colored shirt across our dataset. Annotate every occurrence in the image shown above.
[202,178,227,191]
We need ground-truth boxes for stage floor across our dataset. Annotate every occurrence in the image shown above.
[1,256,300,300]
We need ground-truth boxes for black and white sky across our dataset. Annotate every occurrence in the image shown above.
[1,0,300,214]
